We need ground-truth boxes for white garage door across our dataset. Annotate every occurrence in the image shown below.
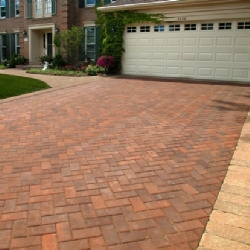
[122,21,250,82]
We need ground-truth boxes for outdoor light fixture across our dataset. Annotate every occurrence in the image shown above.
[55,28,60,33]
[23,30,27,36]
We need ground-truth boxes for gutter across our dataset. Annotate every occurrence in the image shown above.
[97,0,241,12]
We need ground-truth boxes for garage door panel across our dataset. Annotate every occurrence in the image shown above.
[216,53,231,62]
[168,38,181,46]
[216,37,233,46]
[138,52,150,59]
[198,68,213,77]
[182,67,196,76]
[153,38,165,46]
[152,52,165,60]
[123,21,250,82]
[233,69,249,79]
[198,53,214,62]
[138,65,151,74]
[183,53,196,61]
[183,37,197,46]
[139,39,151,46]
[215,68,231,78]
[152,65,164,74]
[234,53,250,63]
[235,37,250,46]
[199,37,214,47]
[166,66,180,75]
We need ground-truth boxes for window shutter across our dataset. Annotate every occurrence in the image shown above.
[10,0,15,17]
[27,0,32,18]
[104,0,111,5]
[10,33,15,57]
[96,0,101,6]
[6,34,10,60]
[6,0,9,18]
[79,28,85,61]
[79,0,85,8]
[52,0,56,15]
[95,26,100,60]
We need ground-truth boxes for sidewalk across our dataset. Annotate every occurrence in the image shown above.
[198,111,250,250]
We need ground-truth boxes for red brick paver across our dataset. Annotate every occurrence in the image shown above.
[1,73,250,249]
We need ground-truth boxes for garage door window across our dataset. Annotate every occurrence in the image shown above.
[140,26,150,32]
[127,27,136,33]
[201,23,213,30]
[238,22,250,29]
[154,25,165,32]
[219,23,232,30]
[185,24,196,31]
[169,24,180,31]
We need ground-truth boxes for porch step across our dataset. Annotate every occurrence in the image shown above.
[16,65,43,70]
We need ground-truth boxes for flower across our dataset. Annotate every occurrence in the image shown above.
[97,55,115,69]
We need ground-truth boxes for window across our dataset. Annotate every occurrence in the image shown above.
[15,33,20,55]
[238,22,250,30]
[85,27,96,61]
[185,24,196,31]
[36,0,42,15]
[0,0,6,18]
[127,27,136,33]
[15,0,19,16]
[201,23,213,30]
[0,35,7,60]
[219,23,232,30]
[86,0,95,7]
[140,26,150,32]
[154,25,165,32]
[169,24,180,31]
[45,0,52,14]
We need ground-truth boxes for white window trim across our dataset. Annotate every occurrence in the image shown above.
[85,0,95,7]
[15,0,19,17]
[0,0,6,18]
[15,33,20,55]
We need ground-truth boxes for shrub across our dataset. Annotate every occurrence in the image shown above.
[0,64,6,70]
[39,55,53,64]
[52,54,66,69]
[9,54,17,68]
[15,55,29,65]
[97,55,115,70]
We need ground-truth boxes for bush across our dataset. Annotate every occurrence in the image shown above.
[9,54,17,68]
[85,65,106,76]
[97,55,115,70]
[0,64,6,70]
[52,54,66,69]
[15,55,29,65]
[26,68,86,77]
[39,55,53,64]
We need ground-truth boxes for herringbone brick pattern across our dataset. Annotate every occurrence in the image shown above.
[1,77,250,249]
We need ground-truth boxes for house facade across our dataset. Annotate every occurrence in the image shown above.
[99,0,250,82]
[0,0,116,64]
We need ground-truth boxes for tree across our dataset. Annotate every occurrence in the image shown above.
[54,26,84,65]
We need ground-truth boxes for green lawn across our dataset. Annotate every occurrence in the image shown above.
[0,74,51,99]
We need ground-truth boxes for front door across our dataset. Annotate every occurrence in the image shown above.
[44,32,52,56]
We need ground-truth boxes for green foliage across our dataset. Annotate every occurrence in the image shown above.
[95,9,165,72]
[52,54,66,69]
[54,26,85,66]
[9,54,17,68]
[0,64,6,70]
[85,65,105,76]
[39,55,53,64]
[0,73,50,99]
[26,68,86,77]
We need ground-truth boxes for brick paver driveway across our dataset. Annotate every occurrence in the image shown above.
[1,77,250,250]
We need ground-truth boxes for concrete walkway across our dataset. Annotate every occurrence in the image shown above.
[0,69,250,250]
